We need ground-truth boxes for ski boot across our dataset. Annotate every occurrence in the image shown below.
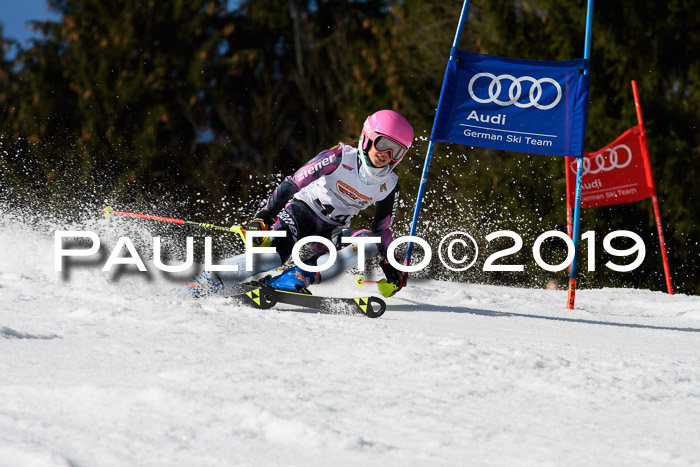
[265,266,320,294]
[186,271,225,298]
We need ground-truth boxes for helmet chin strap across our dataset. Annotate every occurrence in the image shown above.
[358,134,377,168]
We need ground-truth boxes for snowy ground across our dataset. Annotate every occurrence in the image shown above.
[1,215,700,466]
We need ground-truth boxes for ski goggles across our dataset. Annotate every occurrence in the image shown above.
[364,134,408,163]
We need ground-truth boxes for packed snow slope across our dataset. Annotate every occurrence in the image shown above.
[1,213,699,467]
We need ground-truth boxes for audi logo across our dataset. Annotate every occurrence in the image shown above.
[468,73,563,110]
[570,144,634,176]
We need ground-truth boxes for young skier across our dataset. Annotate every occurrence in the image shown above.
[187,109,413,298]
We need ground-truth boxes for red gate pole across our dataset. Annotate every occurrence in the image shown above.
[631,80,674,294]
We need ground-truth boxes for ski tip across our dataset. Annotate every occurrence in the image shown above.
[242,286,277,309]
[355,296,386,318]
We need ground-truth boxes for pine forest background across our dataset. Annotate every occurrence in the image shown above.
[1,0,698,294]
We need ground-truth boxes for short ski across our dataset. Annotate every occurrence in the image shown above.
[225,285,386,318]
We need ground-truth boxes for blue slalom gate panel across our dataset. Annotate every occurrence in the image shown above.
[432,52,590,157]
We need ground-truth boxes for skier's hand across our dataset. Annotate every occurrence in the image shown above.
[246,218,268,231]
[245,210,273,247]
[378,258,406,297]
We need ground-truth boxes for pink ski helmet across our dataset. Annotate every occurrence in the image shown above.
[358,110,414,181]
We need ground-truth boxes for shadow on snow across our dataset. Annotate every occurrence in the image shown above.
[388,302,700,334]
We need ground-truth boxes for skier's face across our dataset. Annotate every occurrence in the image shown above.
[367,146,392,167]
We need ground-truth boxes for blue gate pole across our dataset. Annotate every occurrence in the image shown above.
[404,0,471,271]
[567,0,594,309]
[567,155,585,308]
